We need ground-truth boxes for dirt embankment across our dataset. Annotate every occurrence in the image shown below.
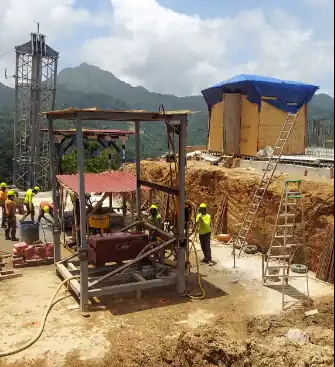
[5,297,332,367]
[126,161,334,264]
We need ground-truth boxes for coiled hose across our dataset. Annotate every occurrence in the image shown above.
[0,275,80,358]
[185,238,206,300]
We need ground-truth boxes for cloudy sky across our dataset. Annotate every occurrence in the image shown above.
[0,0,333,96]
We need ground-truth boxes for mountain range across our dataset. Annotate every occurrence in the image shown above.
[0,62,334,159]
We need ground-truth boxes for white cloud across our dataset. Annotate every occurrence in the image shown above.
[0,0,333,97]
[0,0,90,86]
[79,0,334,96]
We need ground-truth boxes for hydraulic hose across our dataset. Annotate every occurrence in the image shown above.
[0,275,80,358]
[185,239,206,300]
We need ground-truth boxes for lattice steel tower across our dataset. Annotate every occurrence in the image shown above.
[13,29,58,190]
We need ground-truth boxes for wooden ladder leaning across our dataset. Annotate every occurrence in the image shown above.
[263,179,310,310]
[234,112,299,258]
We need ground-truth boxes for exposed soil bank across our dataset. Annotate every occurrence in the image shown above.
[126,161,334,266]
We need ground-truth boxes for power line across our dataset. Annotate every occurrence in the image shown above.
[0,48,14,59]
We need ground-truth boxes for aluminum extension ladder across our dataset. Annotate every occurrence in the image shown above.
[234,112,299,257]
[263,179,309,310]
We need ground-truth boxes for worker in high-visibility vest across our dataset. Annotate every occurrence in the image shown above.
[196,203,213,264]
[37,201,54,224]
[20,186,40,222]
[5,190,19,241]
[148,204,162,242]
[0,182,7,228]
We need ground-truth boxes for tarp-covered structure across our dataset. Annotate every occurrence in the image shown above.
[201,75,319,156]
[201,74,319,113]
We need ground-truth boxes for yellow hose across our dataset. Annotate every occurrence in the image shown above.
[0,275,80,358]
[185,239,206,300]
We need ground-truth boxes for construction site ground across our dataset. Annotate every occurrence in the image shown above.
[0,161,333,366]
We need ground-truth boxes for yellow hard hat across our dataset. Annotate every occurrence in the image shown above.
[34,186,40,192]
[44,205,50,214]
[150,204,157,210]
[0,182,7,188]
[7,190,15,196]
[199,203,207,208]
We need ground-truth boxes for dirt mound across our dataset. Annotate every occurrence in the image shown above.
[152,297,334,367]
[126,161,334,266]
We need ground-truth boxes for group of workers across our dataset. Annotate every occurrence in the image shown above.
[0,182,54,241]
[148,202,213,264]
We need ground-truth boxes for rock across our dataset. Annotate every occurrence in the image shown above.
[286,328,310,344]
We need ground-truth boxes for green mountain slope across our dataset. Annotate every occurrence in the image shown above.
[57,63,207,111]
[0,63,333,174]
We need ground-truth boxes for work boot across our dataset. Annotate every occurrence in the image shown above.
[5,229,11,240]
[11,237,19,242]
[1,224,6,228]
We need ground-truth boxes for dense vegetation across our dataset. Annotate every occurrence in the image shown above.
[0,63,333,182]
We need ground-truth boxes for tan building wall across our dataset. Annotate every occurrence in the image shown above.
[207,95,307,156]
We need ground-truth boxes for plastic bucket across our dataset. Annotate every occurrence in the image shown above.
[20,221,40,245]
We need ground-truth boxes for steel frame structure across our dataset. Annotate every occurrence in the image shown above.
[45,108,190,312]
[40,129,134,174]
[13,33,58,190]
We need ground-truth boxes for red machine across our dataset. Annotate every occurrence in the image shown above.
[88,232,149,267]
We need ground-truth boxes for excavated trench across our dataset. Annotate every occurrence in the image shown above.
[126,161,334,267]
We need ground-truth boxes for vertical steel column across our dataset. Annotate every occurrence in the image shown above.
[76,119,89,312]
[177,116,187,294]
[13,52,19,185]
[121,136,126,171]
[48,118,61,262]
[135,121,142,218]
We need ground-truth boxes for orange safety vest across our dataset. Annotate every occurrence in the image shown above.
[0,191,7,205]
[40,201,53,211]
[5,199,15,217]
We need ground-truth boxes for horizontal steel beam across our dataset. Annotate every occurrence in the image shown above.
[88,275,177,297]
[56,263,81,296]
[88,237,176,288]
[138,179,179,196]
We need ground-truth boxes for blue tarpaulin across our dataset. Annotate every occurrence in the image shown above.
[201,74,319,113]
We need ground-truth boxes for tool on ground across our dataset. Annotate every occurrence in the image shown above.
[263,179,310,310]
[234,112,299,260]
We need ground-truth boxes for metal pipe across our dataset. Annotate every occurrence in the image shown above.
[135,121,142,218]
[88,237,176,288]
[48,118,61,262]
[13,51,19,187]
[141,220,175,240]
[76,119,89,313]
[177,116,187,294]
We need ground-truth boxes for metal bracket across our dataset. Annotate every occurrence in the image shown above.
[78,248,89,261]
[53,225,61,235]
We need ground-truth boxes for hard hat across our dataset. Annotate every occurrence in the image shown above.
[199,203,207,208]
[44,205,50,214]
[34,186,40,192]
[150,204,157,210]
[7,190,15,196]
[0,182,7,188]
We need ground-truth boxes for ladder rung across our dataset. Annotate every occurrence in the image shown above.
[270,254,290,259]
[279,214,295,217]
[285,203,297,206]
[265,274,306,279]
[267,265,287,269]
[277,224,294,228]
[282,130,291,133]
[271,244,299,249]
[275,235,294,238]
